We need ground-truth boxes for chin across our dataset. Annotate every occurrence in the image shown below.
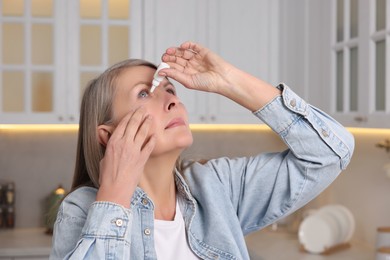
[152,134,193,156]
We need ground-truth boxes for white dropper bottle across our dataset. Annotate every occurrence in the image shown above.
[150,62,170,93]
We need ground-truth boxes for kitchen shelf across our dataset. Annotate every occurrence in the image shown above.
[245,229,375,260]
[0,228,51,259]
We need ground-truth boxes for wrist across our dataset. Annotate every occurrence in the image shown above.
[221,68,281,111]
[96,186,133,208]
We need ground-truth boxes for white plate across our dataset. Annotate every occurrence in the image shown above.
[319,204,355,243]
[298,213,337,254]
[299,204,355,254]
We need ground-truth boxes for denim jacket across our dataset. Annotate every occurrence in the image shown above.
[50,84,354,260]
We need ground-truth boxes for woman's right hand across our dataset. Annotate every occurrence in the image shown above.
[161,41,281,111]
[96,108,156,208]
[161,41,235,95]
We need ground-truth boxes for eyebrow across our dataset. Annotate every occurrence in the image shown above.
[132,78,174,91]
[133,81,151,88]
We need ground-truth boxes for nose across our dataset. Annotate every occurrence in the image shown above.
[152,87,179,111]
[167,102,176,110]
[166,93,180,111]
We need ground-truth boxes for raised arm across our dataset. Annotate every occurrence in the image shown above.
[161,41,281,111]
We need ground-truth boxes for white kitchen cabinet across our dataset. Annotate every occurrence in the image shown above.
[328,0,390,128]
[142,0,280,124]
[1,0,280,124]
[280,0,390,128]
[0,0,141,124]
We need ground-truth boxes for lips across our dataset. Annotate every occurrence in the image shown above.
[165,117,186,129]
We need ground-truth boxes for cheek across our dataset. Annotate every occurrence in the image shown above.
[112,98,139,124]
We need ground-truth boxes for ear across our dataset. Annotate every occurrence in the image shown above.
[97,125,113,147]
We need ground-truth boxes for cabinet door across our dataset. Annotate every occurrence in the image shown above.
[0,0,65,124]
[207,0,280,124]
[141,0,209,123]
[0,0,140,124]
[66,0,139,124]
[297,0,390,128]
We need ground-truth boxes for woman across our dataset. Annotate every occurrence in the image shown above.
[50,41,354,259]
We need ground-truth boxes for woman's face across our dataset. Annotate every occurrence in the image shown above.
[111,65,193,156]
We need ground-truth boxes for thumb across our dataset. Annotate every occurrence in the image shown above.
[160,69,195,90]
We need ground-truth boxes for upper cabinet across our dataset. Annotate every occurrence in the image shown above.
[329,0,390,128]
[0,0,280,125]
[0,0,140,124]
[1,0,60,123]
[2,0,389,127]
[280,0,390,128]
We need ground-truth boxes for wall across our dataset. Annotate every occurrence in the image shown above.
[0,127,390,249]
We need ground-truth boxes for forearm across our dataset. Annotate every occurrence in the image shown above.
[217,66,281,112]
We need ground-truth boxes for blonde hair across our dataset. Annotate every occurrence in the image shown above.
[71,59,157,190]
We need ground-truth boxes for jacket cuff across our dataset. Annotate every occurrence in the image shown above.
[253,83,308,134]
[82,201,132,240]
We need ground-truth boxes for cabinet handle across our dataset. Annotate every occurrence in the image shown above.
[69,116,75,121]
[58,116,64,121]
[200,116,206,122]
[354,116,367,122]
[210,115,216,122]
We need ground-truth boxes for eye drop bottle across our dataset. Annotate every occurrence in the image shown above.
[150,62,170,93]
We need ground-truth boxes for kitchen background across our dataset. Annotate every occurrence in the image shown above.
[0,0,390,258]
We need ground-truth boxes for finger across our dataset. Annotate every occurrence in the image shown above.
[133,115,153,149]
[165,47,196,60]
[123,107,147,142]
[160,68,194,90]
[180,41,203,54]
[162,54,188,69]
[139,135,156,164]
[107,111,134,142]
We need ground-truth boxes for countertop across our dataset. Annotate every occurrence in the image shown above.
[245,229,375,260]
[0,228,51,258]
[0,228,375,259]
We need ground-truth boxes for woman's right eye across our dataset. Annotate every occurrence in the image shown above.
[138,89,149,99]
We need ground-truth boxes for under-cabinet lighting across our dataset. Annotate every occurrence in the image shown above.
[0,124,271,132]
[0,124,79,132]
[1,124,390,134]
[190,124,271,131]
[347,127,390,135]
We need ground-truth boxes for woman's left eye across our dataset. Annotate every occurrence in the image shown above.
[166,88,176,95]
[138,89,149,98]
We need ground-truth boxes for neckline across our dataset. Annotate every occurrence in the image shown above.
[154,198,181,224]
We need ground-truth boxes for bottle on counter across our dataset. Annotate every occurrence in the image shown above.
[0,182,16,229]
[5,205,15,228]
[5,182,15,205]
[0,184,4,205]
[0,207,4,228]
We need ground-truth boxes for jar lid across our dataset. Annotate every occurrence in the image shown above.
[377,227,390,233]
[378,247,390,254]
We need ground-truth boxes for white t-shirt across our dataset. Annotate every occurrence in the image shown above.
[154,200,199,260]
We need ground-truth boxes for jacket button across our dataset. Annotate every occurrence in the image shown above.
[142,198,148,205]
[144,228,151,235]
[321,129,329,137]
[115,219,123,227]
[290,99,297,107]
